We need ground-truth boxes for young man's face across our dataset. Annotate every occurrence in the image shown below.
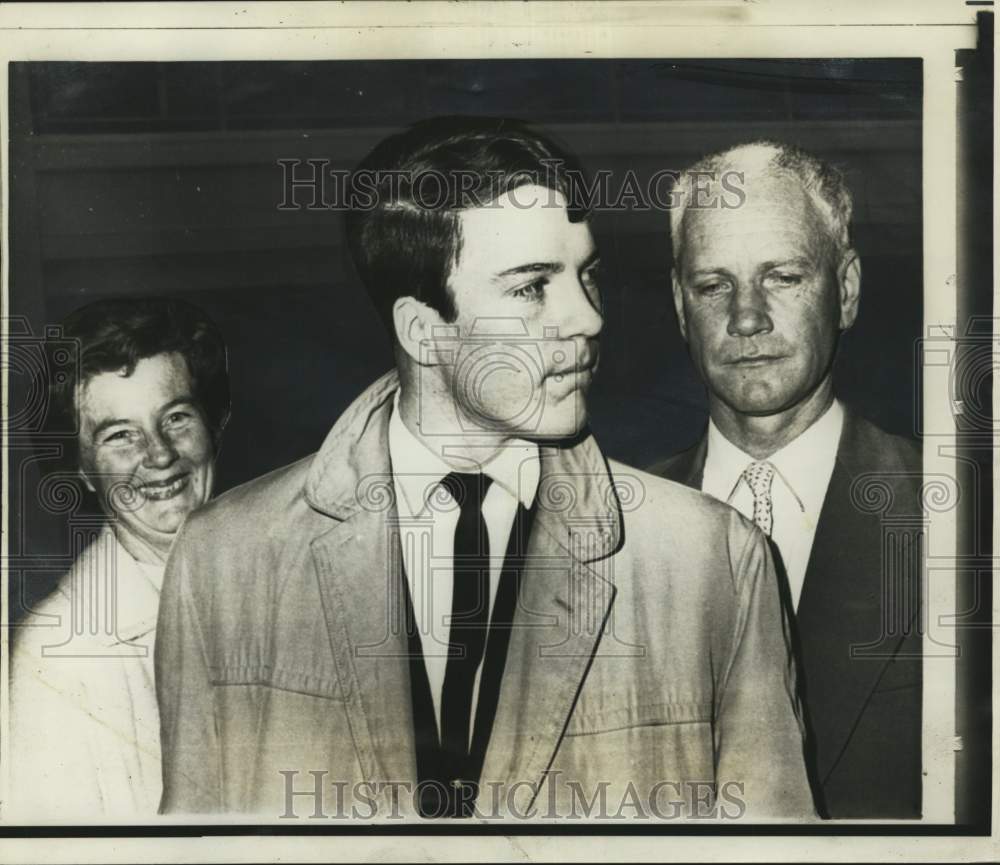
[431,185,604,440]
[672,174,857,418]
[76,351,216,544]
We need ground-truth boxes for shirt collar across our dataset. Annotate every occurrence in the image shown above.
[388,391,540,519]
[704,399,845,512]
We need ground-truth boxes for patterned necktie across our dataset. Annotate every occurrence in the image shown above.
[742,461,776,536]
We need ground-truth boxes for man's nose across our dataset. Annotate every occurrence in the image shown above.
[563,279,604,340]
[143,430,179,469]
[727,283,773,338]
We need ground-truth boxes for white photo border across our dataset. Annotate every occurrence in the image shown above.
[0,1,991,862]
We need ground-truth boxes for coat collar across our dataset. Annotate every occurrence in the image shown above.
[61,526,164,648]
[304,370,623,563]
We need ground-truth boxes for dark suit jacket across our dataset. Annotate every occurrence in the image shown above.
[650,408,923,819]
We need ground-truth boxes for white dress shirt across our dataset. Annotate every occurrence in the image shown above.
[702,399,844,610]
[387,392,540,743]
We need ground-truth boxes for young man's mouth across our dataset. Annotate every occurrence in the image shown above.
[550,356,599,386]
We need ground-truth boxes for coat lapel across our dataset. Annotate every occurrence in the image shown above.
[310,504,417,793]
[477,446,619,813]
[306,371,418,801]
[794,410,913,786]
[303,372,621,813]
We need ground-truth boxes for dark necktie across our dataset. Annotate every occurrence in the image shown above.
[405,472,533,818]
[438,471,493,777]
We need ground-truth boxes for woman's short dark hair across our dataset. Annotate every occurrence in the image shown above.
[49,297,230,452]
[345,115,592,332]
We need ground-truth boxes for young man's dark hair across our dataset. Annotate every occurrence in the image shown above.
[48,296,231,451]
[345,115,591,331]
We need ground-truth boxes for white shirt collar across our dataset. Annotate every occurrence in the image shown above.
[704,399,845,513]
[388,390,540,519]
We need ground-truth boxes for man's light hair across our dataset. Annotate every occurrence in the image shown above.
[669,140,853,267]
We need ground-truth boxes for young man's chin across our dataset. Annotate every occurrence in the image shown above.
[526,406,589,441]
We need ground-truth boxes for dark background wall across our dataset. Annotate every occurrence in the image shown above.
[7,58,923,611]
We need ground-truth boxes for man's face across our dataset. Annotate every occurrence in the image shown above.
[431,185,604,439]
[76,351,216,540]
[672,174,859,417]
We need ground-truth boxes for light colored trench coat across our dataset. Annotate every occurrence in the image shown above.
[155,372,815,822]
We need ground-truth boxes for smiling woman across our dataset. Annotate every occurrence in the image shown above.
[75,352,217,558]
[8,297,230,819]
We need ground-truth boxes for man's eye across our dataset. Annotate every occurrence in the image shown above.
[582,266,601,289]
[164,410,193,427]
[696,281,728,296]
[510,278,547,300]
[767,271,803,287]
[581,267,603,304]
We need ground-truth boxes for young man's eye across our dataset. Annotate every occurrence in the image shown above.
[510,278,547,300]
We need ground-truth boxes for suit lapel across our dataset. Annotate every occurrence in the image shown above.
[654,433,707,489]
[659,410,917,800]
[794,411,906,784]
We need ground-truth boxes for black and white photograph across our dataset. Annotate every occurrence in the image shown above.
[0,2,993,862]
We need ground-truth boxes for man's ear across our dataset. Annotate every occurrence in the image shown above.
[837,249,862,330]
[392,296,447,365]
[671,269,688,341]
[77,466,96,494]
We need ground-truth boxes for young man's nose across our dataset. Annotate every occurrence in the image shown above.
[562,279,604,340]
[727,284,773,338]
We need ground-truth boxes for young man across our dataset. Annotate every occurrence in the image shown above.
[155,117,814,820]
[9,297,230,818]
[652,141,922,818]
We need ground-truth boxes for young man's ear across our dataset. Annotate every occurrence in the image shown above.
[837,248,862,330]
[671,269,688,341]
[393,296,447,365]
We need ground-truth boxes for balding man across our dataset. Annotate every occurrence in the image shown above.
[651,141,922,819]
